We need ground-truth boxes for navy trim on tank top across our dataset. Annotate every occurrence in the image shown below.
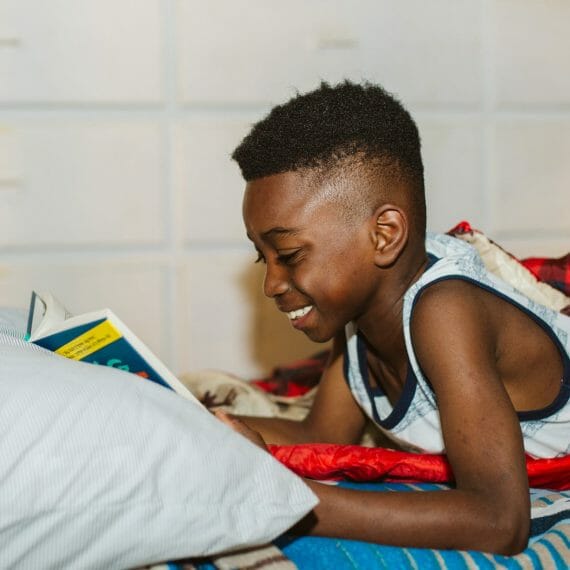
[354,334,419,429]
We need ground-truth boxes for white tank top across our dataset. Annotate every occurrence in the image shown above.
[344,233,570,458]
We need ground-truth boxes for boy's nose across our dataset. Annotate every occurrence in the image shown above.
[263,263,290,298]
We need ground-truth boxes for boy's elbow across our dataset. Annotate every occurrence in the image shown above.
[464,489,529,555]
[493,524,528,556]
[502,516,529,556]
[487,505,529,556]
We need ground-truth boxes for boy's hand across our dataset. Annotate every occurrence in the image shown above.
[214,409,269,451]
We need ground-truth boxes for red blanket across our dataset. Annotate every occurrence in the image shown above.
[270,443,570,490]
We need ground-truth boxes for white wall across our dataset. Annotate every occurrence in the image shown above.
[1,0,569,378]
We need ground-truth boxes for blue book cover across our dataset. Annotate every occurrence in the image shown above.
[27,291,201,406]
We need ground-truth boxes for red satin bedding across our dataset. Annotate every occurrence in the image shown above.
[270,443,570,490]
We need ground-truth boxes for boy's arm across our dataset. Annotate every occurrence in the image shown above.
[297,281,530,555]
[237,332,368,445]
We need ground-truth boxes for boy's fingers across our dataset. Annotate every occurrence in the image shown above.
[213,408,234,426]
[214,409,268,451]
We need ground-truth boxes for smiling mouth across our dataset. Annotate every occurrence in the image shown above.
[286,305,313,321]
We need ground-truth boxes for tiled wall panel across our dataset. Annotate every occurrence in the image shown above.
[493,0,570,107]
[0,0,162,103]
[0,123,165,246]
[419,119,485,232]
[177,251,261,376]
[491,121,570,234]
[172,120,251,244]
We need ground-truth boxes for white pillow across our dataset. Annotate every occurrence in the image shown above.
[0,306,27,336]
[0,331,317,568]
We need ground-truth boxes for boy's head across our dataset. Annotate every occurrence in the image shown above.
[232,80,426,236]
[232,81,427,342]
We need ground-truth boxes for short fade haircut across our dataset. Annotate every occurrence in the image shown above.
[232,80,426,234]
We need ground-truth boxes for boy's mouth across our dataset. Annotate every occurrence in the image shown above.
[286,305,313,321]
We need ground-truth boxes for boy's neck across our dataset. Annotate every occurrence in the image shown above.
[355,247,428,364]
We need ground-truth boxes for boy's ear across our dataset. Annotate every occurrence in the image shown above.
[371,205,408,267]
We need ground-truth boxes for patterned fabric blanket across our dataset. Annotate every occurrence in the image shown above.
[448,221,570,315]
[522,254,570,298]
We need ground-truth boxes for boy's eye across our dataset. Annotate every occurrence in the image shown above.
[253,249,302,265]
[277,250,301,265]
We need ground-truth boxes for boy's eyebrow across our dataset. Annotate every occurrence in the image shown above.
[246,227,303,243]
[261,227,301,239]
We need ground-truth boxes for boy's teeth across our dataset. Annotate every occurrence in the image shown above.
[287,305,313,320]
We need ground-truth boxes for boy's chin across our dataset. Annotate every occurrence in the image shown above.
[300,327,337,344]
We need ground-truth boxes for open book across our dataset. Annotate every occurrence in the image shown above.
[26,291,201,406]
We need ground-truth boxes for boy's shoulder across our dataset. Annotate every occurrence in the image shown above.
[403,233,487,311]
[409,278,492,336]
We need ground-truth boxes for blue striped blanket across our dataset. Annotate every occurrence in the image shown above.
[191,482,570,570]
[276,482,570,569]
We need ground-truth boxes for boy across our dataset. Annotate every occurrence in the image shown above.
[221,81,570,555]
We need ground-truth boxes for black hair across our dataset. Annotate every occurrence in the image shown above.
[232,80,425,232]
